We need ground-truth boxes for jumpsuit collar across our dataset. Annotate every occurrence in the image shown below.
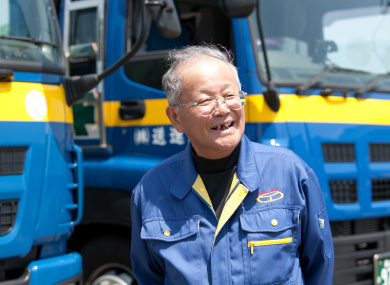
[236,135,263,192]
[170,135,263,200]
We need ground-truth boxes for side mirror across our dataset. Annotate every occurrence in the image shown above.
[63,0,183,106]
[174,0,255,18]
[68,43,98,64]
[64,43,99,106]
[220,0,256,18]
[145,0,181,38]
[0,68,14,82]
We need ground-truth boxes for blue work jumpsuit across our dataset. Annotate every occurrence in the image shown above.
[131,135,334,284]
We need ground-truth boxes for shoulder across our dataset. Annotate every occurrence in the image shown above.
[132,151,183,195]
[141,150,184,183]
[253,141,307,163]
[249,141,311,174]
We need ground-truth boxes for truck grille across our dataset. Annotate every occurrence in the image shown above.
[0,147,27,175]
[322,143,355,162]
[370,143,390,162]
[323,143,390,204]
[0,200,18,236]
[372,179,390,202]
[329,180,357,204]
[331,218,388,236]
[332,218,390,285]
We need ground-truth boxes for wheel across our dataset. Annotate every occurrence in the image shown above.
[79,235,137,285]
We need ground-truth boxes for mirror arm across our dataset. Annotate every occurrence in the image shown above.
[256,0,280,112]
[97,1,149,81]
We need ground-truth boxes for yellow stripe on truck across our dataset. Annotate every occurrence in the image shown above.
[246,94,390,125]
[104,99,171,127]
[0,82,73,123]
[103,94,390,127]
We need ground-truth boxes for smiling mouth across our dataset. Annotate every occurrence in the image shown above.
[213,122,233,130]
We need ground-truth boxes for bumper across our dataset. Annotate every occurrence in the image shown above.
[1,252,82,285]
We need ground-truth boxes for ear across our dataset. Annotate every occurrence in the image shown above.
[166,106,184,133]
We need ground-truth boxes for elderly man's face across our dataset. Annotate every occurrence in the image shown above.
[166,58,245,159]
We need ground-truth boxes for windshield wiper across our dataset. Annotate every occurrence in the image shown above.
[355,72,390,97]
[0,35,57,48]
[295,66,369,94]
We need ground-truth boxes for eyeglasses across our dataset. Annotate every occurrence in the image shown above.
[178,91,247,117]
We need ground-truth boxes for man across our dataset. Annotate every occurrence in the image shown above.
[131,45,334,284]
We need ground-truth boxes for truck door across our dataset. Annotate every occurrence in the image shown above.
[62,0,106,148]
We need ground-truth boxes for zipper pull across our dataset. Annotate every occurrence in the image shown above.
[249,242,254,254]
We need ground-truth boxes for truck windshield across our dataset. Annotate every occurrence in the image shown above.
[0,0,63,70]
[251,0,390,91]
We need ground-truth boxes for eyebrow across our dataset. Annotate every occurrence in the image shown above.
[197,84,236,94]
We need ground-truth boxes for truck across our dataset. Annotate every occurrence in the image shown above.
[59,0,390,284]
[0,0,83,284]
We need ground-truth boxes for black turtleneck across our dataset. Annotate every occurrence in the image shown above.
[192,142,241,219]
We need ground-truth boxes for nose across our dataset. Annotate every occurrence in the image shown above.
[213,97,230,116]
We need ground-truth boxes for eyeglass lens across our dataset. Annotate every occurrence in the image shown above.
[197,91,246,116]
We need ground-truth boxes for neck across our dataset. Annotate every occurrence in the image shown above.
[192,142,241,174]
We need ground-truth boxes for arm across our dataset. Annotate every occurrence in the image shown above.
[300,169,334,284]
[131,186,165,284]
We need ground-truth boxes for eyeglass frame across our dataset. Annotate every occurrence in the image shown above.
[175,90,247,117]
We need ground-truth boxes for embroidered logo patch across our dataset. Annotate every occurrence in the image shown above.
[257,189,284,203]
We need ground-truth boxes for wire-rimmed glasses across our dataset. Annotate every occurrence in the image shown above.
[178,91,247,117]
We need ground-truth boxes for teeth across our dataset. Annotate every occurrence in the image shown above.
[215,123,231,130]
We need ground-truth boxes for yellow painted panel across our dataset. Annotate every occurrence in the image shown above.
[246,94,390,125]
[104,99,171,127]
[0,82,73,123]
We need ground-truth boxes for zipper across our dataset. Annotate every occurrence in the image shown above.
[248,237,293,254]
[298,211,300,226]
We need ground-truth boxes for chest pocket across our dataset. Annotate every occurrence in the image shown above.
[141,217,199,242]
[141,217,200,284]
[240,207,300,285]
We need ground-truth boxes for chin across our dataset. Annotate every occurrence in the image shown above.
[217,136,241,150]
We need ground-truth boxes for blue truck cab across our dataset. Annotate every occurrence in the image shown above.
[60,0,390,284]
[0,0,83,284]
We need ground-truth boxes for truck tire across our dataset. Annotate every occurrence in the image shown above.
[79,235,137,285]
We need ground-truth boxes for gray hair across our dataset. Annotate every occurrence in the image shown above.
[162,45,241,107]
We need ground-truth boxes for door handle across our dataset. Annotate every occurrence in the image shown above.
[119,99,146,120]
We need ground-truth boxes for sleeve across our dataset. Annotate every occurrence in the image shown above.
[131,184,165,284]
[300,168,334,285]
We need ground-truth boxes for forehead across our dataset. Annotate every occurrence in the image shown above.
[179,57,238,94]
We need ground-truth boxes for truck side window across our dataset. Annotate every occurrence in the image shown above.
[68,6,100,139]
[69,7,97,75]
[124,49,170,90]
[70,8,97,45]
[123,3,231,91]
